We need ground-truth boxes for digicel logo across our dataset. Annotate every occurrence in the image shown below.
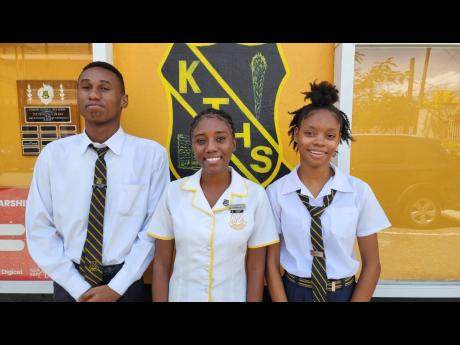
[0,224,25,252]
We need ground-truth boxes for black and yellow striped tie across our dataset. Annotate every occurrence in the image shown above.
[79,145,109,286]
[296,189,336,302]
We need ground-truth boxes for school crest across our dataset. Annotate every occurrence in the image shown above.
[160,43,292,186]
[37,83,54,105]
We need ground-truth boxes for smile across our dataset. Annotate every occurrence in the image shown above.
[308,149,327,157]
[205,157,222,162]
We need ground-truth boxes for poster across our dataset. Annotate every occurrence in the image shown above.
[0,188,50,281]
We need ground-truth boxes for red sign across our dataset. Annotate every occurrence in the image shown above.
[0,188,50,281]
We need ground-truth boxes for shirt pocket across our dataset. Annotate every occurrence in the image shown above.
[328,207,359,239]
[117,183,147,216]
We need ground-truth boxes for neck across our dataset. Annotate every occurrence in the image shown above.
[200,169,231,188]
[85,123,120,144]
[297,163,333,197]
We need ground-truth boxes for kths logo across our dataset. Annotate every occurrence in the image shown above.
[160,43,292,186]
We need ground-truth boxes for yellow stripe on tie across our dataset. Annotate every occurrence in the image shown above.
[87,229,103,247]
[92,192,105,210]
[91,200,105,219]
[95,164,105,178]
[87,238,103,257]
[84,247,101,265]
[310,235,323,251]
[88,214,103,232]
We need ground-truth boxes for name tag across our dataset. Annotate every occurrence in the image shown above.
[228,203,246,213]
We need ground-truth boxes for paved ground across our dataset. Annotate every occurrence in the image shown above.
[379,210,460,280]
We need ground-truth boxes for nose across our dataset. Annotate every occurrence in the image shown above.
[205,138,218,152]
[313,135,327,146]
[88,88,101,100]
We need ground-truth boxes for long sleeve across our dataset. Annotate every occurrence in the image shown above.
[108,147,170,295]
[25,147,92,300]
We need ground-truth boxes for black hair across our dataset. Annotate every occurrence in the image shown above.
[79,61,125,94]
[288,80,353,151]
[190,108,236,138]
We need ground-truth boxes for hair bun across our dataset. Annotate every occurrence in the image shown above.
[302,80,339,106]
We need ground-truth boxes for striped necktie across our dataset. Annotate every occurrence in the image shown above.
[296,189,336,302]
[79,145,109,286]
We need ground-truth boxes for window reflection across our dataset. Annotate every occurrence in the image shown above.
[352,46,460,280]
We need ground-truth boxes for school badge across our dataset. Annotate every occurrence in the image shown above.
[160,43,292,187]
[37,83,54,105]
[228,203,247,230]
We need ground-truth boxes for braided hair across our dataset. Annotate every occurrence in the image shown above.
[190,108,236,138]
[288,81,353,151]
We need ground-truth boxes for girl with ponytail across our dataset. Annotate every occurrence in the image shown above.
[265,81,390,302]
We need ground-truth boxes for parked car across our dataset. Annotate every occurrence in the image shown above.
[350,134,460,229]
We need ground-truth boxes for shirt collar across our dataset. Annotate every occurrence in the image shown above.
[78,127,126,156]
[180,167,249,214]
[280,163,354,196]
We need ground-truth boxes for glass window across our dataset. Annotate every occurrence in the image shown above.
[351,46,460,281]
[0,44,92,283]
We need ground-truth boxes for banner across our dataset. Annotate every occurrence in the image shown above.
[0,188,49,281]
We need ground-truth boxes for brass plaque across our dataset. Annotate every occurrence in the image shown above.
[17,80,81,156]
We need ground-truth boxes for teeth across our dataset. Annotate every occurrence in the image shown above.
[309,150,325,155]
[206,157,221,161]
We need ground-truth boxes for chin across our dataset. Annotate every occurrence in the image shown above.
[302,158,331,169]
[203,164,228,175]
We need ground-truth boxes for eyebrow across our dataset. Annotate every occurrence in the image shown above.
[194,130,228,137]
[79,79,112,85]
[304,126,339,130]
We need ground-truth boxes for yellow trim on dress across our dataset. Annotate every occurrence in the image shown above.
[247,239,280,249]
[208,217,216,302]
[180,179,214,217]
[147,232,174,241]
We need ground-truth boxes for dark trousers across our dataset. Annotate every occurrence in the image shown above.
[282,273,356,302]
[53,263,151,302]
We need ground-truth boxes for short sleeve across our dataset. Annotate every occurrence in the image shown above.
[248,188,280,248]
[356,184,392,237]
[266,184,282,235]
[146,186,174,240]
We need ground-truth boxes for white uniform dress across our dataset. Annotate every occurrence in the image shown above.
[147,167,279,302]
[266,164,391,280]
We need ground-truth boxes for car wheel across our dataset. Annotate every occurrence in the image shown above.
[403,195,441,229]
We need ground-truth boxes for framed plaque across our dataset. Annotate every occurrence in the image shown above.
[17,80,81,156]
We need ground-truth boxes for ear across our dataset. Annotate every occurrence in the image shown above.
[121,94,128,108]
[232,137,237,153]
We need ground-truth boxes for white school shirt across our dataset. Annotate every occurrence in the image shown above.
[266,164,391,279]
[25,127,170,300]
[147,167,280,302]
